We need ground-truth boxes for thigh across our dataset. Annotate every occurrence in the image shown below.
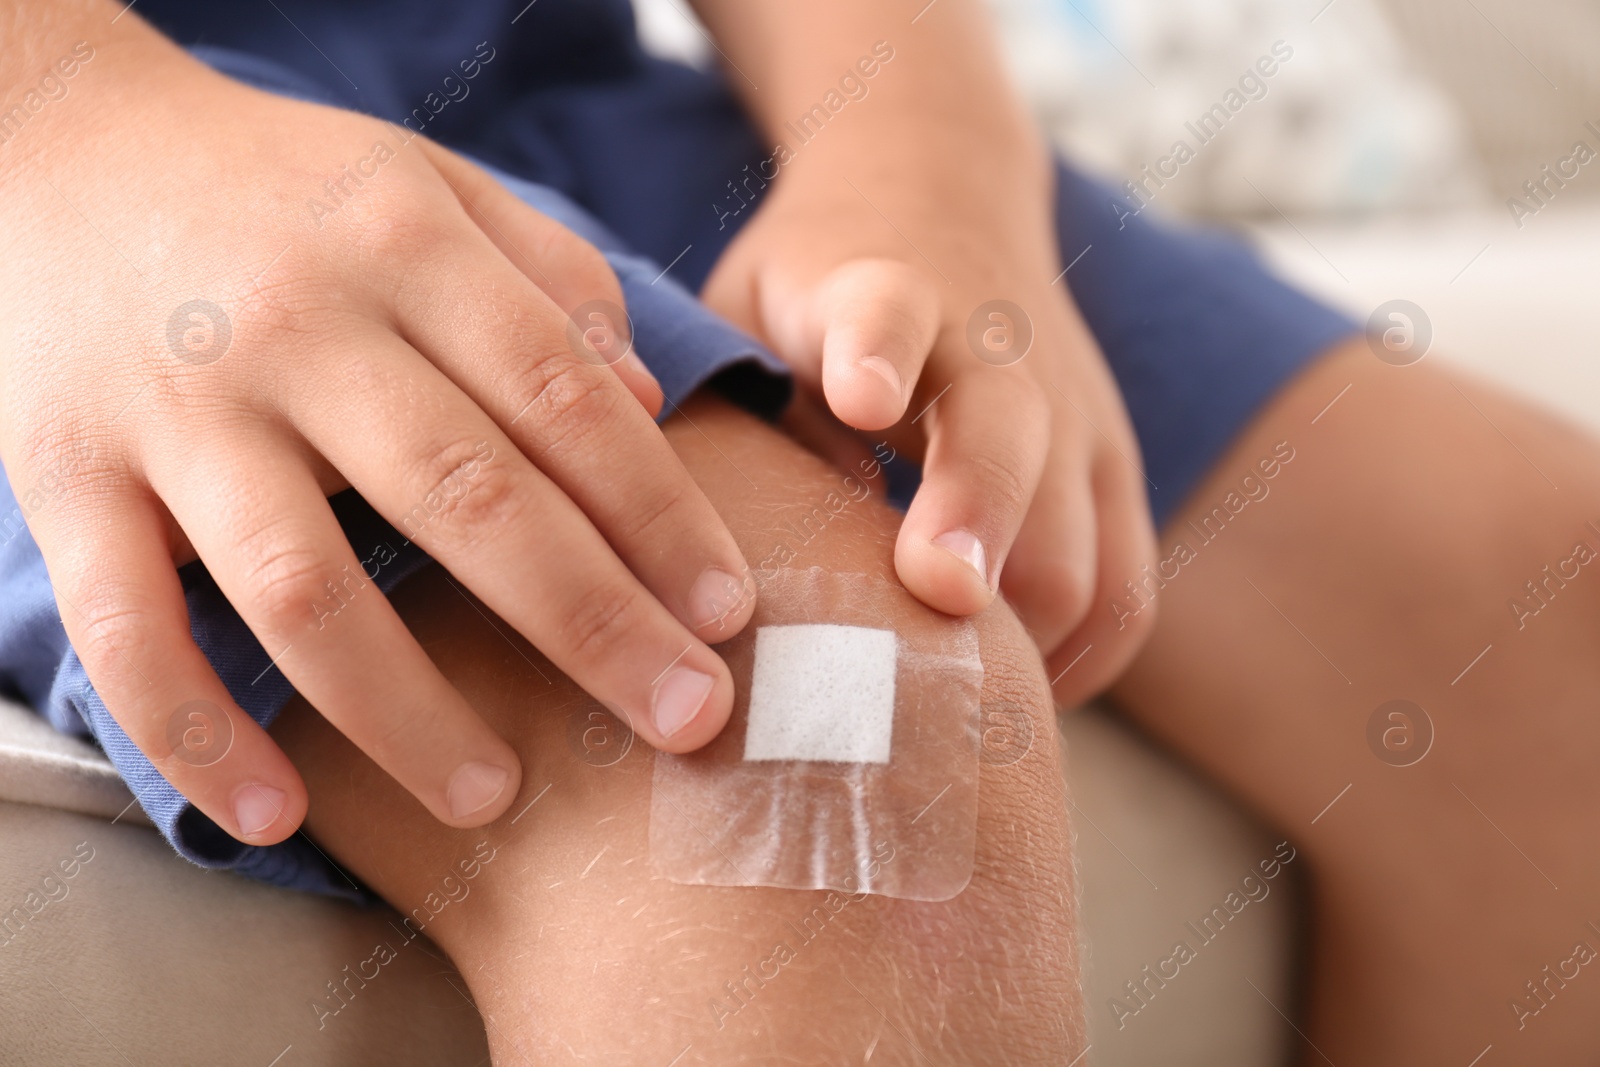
[1113,339,1600,1063]
[272,396,1083,1065]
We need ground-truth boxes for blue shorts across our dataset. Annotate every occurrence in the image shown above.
[0,0,1356,897]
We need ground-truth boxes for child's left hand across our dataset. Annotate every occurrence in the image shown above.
[702,146,1159,706]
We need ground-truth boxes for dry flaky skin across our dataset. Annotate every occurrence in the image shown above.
[272,396,1083,1065]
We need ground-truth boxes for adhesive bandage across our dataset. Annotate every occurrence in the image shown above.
[742,624,897,764]
[650,568,984,901]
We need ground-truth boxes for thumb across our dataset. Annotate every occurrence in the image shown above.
[802,259,940,432]
[707,253,940,432]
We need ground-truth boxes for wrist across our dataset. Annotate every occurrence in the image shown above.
[0,5,218,186]
[758,122,1055,260]
[846,112,1048,191]
[760,99,1053,213]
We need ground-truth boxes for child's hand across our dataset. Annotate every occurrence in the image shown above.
[702,150,1159,706]
[0,18,754,844]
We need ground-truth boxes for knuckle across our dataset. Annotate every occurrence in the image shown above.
[560,239,623,302]
[832,259,940,338]
[399,438,519,544]
[1037,553,1097,630]
[965,446,1035,513]
[611,477,691,545]
[11,418,121,499]
[527,220,621,301]
[837,256,925,298]
[69,585,163,686]
[11,413,85,472]
[559,583,645,663]
[17,459,120,524]
[440,461,521,535]
[339,212,457,304]
[167,278,345,378]
[967,389,1049,504]
[241,539,340,635]
[346,190,451,258]
[235,283,326,345]
[1007,376,1053,431]
[510,353,623,453]
[869,257,936,307]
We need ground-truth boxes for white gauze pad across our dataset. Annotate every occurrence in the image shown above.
[742,624,897,764]
[649,568,984,901]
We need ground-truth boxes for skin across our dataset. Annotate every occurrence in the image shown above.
[0,5,1122,1056]
[692,0,1161,702]
[277,341,1600,1066]
[0,1,759,847]
[272,397,1084,1065]
[0,0,1157,857]
[1113,340,1600,1063]
[8,0,1598,1061]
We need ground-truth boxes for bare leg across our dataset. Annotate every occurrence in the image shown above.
[272,397,1083,1065]
[1112,339,1600,1064]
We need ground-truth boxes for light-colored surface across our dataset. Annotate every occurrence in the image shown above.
[1248,201,1600,434]
[0,700,147,828]
[743,624,897,763]
[0,697,490,1064]
[629,0,1490,217]
[1061,708,1297,1067]
[1374,0,1600,199]
[0,797,489,1066]
[989,0,1486,217]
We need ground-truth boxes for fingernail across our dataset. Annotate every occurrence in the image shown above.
[688,567,748,631]
[232,783,287,839]
[933,529,990,589]
[858,355,902,398]
[653,667,715,739]
[447,761,510,820]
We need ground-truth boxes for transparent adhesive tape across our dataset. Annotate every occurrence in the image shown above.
[649,568,984,901]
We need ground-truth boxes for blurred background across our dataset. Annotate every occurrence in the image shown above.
[639,0,1600,432]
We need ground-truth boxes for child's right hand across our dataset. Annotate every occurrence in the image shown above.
[0,10,755,844]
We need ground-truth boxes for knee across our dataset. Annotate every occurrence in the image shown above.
[280,398,1084,1062]
[683,399,1084,1057]
[665,398,1084,1059]
[417,561,1079,1061]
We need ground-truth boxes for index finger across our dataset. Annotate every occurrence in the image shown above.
[397,233,759,644]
